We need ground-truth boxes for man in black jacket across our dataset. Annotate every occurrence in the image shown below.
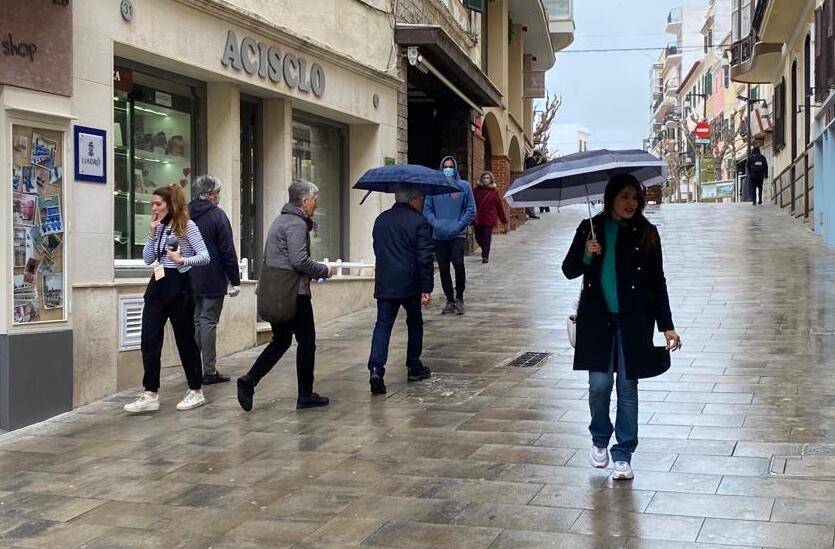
[188,175,241,385]
[367,184,434,394]
[747,146,768,205]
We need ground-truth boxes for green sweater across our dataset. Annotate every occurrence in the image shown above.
[583,219,622,313]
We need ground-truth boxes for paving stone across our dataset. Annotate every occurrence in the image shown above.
[697,517,834,548]
[645,492,774,520]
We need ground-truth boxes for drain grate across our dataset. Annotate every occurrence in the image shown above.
[507,352,552,368]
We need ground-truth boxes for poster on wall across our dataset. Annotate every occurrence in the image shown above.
[74,125,107,183]
[10,124,65,324]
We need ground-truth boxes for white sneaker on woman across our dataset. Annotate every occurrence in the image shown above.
[589,445,609,468]
[124,391,160,413]
[176,389,206,411]
[613,461,634,480]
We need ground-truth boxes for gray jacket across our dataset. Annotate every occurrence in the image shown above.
[264,203,329,296]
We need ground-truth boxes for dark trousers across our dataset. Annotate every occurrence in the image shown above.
[141,269,203,392]
[367,295,423,373]
[434,238,466,302]
[244,295,316,396]
[539,207,551,213]
[751,180,764,204]
[474,225,494,261]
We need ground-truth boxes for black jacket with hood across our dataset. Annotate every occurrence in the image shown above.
[188,199,241,297]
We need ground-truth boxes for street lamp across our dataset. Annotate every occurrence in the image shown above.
[684,91,710,202]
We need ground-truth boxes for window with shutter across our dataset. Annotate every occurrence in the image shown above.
[816,7,824,102]
[774,80,786,152]
[826,0,835,89]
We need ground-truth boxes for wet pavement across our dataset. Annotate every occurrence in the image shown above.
[4,203,835,548]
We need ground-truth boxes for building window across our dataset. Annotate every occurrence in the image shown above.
[732,0,754,41]
[113,62,202,261]
[723,66,731,88]
[292,113,347,261]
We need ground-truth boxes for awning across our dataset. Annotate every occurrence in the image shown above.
[395,24,502,108]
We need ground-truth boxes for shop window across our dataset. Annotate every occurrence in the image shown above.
[10,124,66,324]
[113,63,201,261]
[292,113,347,261]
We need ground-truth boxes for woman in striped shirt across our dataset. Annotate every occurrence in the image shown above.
[125,183,211,414]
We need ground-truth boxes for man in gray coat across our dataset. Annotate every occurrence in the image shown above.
[237,179,332,412]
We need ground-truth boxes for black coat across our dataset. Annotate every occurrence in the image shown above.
[188,200,241,297]
[373,203,434,300]
[562,214,674,380]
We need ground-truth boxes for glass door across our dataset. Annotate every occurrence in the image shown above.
[240,99,262,279]
[113,67,198,260]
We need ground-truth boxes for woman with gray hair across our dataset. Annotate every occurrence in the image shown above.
[188,175,241,385]
[237,179,333,412]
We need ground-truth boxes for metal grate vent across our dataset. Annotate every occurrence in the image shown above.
[119,295,144,351]
[507,352,552,368]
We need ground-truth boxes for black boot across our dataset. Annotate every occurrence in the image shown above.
[203,372,230,385]
[297,393,330,409]
[369,369,386,394]
[408,364,432,382]
[237,377,254,412]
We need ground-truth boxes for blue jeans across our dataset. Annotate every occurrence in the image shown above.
[368,296,423,372]
[588,318,639,463]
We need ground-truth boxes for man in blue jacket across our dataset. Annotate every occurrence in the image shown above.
[423,155,476,315]
[188,175,241,385]
[367,184,434,394]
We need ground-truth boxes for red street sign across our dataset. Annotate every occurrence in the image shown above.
[694,121,711,139]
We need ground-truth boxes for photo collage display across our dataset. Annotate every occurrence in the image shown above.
[12,125,65,324]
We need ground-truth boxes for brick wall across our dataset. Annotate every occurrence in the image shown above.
[509,170,526,230]
[473,133,485,185]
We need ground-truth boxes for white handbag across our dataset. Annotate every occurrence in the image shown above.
[567,286,582,348]
[567,313,577,348]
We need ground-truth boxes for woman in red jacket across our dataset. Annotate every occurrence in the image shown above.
[473,171,509,264]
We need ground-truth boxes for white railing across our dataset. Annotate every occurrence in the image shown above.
[321,258,375,279]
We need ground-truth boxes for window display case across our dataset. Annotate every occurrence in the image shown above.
[114,68,197,260]
[10,124,66,324]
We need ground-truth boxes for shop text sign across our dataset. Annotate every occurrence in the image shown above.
[221,30,325,98]
[0,0,72,96]
[74,126,107,184]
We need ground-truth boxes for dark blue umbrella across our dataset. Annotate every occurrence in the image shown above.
[354,164,459,204]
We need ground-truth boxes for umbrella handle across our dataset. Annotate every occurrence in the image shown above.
[359,190,373,205]
[585,185,596,241]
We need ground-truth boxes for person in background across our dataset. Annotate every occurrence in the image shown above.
[524,150,544,219]
[188,175,241,385]
[747,146,768,206]
[124,183,210,413]
[367,184,434,394]
[562,174,681,480]
[473,171,508,264]
[237,179,333,412]
[423,155,476,315]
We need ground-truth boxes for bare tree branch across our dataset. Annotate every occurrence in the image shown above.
[533,93,562,158]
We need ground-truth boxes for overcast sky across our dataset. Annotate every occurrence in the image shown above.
[544,0,709,153]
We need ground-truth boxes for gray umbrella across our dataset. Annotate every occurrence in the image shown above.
[504,149,667,240]
[504,149,666,208]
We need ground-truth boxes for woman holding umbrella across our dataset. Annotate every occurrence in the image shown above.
[562,174,681,480]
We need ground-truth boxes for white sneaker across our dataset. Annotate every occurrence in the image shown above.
[589,445,609,468]
[613,461,634,480]
[176,389,206,411]
[124,391,160,413]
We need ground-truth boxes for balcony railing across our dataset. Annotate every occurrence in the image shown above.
[729,32,756,67]
[667,8,682,25]
[665,42,680,58]
[544,0,571,17]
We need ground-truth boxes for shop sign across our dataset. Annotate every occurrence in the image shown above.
[74,126,107,184]
[221,30,325,98]
[523,71,545,99]
[0,0,72,96]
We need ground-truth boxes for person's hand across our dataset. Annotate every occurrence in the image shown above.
[421,293,431,307]
[228,286,240,297]
[325,265,333,278]
[149,212,161,236]
[585,239,602,256]
[166,249,184,265]
[664,330,682,351]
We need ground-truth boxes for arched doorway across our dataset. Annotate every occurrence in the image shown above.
[508,135,523,173]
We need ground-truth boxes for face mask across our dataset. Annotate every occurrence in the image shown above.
[443,167,455,178]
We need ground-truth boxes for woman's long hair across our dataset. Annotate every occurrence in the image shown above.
[153,183,189,237]
[602,173,656,252]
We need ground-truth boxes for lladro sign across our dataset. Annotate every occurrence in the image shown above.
[221,30,325,98]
